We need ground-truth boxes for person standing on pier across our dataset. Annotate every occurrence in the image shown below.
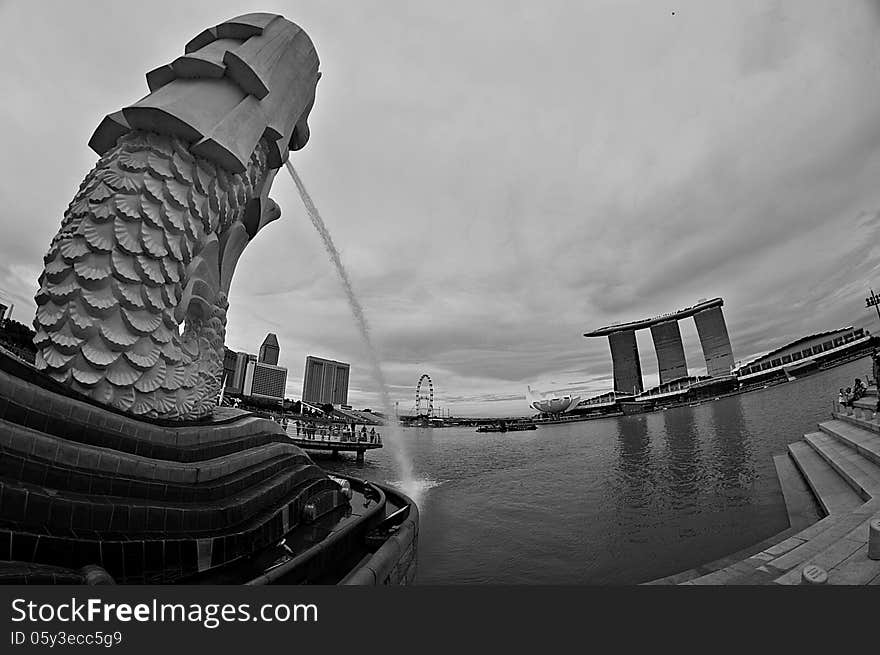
[872,349,880,413]
[369,427,376,443]
[854,378,866,401]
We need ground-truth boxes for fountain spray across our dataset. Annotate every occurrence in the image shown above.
[285,162,419,500]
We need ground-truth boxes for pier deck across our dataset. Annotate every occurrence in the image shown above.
[286,436,382,463]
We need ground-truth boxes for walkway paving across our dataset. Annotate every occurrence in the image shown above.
[648,388,880,585]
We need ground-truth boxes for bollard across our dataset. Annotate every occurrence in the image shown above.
[868,519,880,560]
[80,565,115,585]
[301,502,317,523]
[801,564,827,585]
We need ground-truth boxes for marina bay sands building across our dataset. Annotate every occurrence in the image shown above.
[584,298,735,395]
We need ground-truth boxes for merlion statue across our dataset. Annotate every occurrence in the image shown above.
[0,11,416,587]
[32,13,319,420]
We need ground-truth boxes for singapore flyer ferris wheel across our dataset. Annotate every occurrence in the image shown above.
[415,374,434,418]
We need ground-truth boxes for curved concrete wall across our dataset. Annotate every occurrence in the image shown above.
[650,320,688,384]
[340,486,419,585]
[609,330,643,394]
[694,307,734,377]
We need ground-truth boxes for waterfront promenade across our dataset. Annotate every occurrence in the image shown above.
[648,387,880,585]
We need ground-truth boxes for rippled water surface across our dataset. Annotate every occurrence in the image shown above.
[321,358,870,584]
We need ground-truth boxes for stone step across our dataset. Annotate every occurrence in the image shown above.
[682,501,879,584]
[787,440,863,515]
[771,505,880,584]
[650,520,806,585]
[833,409,880,435]
[818,419,880,469]
[822,542,880,584]
[685,557,776,585]
[765,508,875,579]
[805,431,880,499]
[689,507,877,585]
[773,454,822,531]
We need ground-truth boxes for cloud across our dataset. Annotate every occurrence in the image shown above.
[1,0,880,416]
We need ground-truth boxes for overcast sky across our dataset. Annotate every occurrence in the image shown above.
[2,0,880,416]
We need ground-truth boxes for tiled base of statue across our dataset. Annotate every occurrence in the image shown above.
[0,347,348,583]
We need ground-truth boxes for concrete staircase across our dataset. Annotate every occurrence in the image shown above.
[673,388,880,585]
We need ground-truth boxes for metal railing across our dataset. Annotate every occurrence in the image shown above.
[283,424,382,445]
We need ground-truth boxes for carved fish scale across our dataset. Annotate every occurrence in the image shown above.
[34,132,267,419]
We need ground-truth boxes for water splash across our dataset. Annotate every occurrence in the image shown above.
[285,162,416,496]
[390,477,446,504]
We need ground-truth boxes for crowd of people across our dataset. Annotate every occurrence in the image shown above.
[283,417,382,444]
[837,347,880,411]
[838,379,866,409]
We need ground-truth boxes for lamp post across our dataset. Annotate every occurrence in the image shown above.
[866,289,880,324]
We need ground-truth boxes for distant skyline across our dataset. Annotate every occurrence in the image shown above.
[2,1,880,416]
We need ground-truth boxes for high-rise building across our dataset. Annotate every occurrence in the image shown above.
[585,298,735,394]
[222,348,249,394]
[223,333,288,403]
[302,356,350,406]
[243,355,287,402]
[0,290,13,323]
[259,333,280,365]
